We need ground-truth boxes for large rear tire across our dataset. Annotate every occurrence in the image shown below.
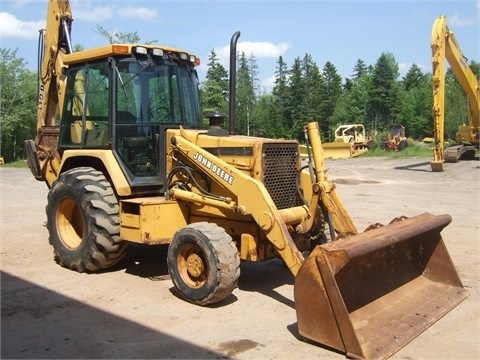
[167,222,240,305]
[46,167,127,272]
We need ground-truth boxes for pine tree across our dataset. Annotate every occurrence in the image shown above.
[367,52,402,132]
[201,49,229,120]
[286,57,306,139]
[271,56,291,138]
[402,63,427,91]
[236,52,256,135]
[319,61,342,140]
[352,59,369,79]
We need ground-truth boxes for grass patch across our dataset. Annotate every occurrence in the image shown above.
[364,143,433,158]
[1,160,29,168]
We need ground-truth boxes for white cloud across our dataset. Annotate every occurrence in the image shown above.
[237,41,290,58]
[9,0,47,9]
[0,12,44,39]
[117,7,158,21]
[215,40,290,66]
[261,75,277,92]
[448,13,478,27]
[70,1,157,22]
[70,0,114,22]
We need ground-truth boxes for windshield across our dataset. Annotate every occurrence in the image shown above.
[115,59,201,127]
[114,58,202,178]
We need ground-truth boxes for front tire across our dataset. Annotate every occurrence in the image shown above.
[46,167,127,272]
[167,222,240,305]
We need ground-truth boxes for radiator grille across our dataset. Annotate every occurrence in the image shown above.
[262,143,301,210]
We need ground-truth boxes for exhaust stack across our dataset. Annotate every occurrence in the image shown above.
[228,31,240,135]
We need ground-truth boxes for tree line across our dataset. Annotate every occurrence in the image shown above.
[202,49,479,144]
[0,46,478,162]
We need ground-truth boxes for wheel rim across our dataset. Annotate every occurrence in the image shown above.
[56,197,84,249]
[177,243,207,288]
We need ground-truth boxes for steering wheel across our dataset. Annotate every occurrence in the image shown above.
[149,106,171,122]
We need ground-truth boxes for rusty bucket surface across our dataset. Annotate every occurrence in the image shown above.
[294,212,468,360]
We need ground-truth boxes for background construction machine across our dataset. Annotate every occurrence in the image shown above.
[25,1,468,359]
[430,15,480,172]
[300,124,372,159]
[382,124,408,151]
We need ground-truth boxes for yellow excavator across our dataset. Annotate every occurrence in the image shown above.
[430,15,480,172]
[25,1,468,358]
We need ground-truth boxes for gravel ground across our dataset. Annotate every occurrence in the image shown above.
[1,157,479,359]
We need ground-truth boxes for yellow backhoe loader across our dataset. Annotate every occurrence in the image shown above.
[25,1,467,359]
[430,15,480,172]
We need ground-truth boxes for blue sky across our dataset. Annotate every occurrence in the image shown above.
[1,0,479,92]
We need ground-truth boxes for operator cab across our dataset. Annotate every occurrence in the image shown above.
[58,45,203,193]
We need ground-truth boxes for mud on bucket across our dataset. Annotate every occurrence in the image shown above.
[294,212,468,360]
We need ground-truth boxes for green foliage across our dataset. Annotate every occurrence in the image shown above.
[199,49,476,149]
[445,69,470,140]
[2,159,28,168]
[367,52,402,132]
[397,76,432,139]
[4,22,474,166]
[364,142,432,158]
[0,48,37,162]
[269,56,291,138]
[402,63,428,91]
[200,50,229,128]
[319,61,342,140]
[235,52,257,135]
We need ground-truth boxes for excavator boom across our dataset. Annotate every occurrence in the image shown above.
[431,15,480,171]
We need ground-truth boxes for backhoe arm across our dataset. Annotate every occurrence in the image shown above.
[26,0,73,186]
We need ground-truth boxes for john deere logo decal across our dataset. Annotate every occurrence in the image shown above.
[193,152,234,185]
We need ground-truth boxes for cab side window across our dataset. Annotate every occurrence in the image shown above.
[60,62,110,148]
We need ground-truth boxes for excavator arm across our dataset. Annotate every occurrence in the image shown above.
[430,15,480,171]
[25,0,73,186]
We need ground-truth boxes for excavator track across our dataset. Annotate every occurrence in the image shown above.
[444,144,476,163]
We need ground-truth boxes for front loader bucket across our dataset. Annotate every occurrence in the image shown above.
[294,212,468,360]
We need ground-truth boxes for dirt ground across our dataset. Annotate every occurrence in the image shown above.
[1,156,479,359]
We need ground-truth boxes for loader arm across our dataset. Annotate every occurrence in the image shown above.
[169,122,360,276]
[303,122,357,236]
[169,133,308,275]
